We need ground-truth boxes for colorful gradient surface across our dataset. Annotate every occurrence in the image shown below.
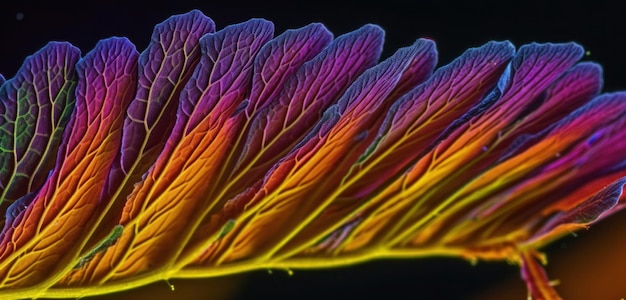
[0,9,625,299]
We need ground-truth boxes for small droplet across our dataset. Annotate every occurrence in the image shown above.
[286,268,293,276]
[165,279,175,291]
[468,257,478,266]
[16,12,24,21]
[548,279,560,287]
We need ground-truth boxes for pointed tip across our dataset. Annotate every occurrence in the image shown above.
[520,250,563,300]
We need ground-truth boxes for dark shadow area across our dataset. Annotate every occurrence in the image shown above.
[232,257,521,300]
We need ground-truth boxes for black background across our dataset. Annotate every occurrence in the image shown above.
[1,1,625,299]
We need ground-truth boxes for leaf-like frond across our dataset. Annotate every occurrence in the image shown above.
[0,9,625,300]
